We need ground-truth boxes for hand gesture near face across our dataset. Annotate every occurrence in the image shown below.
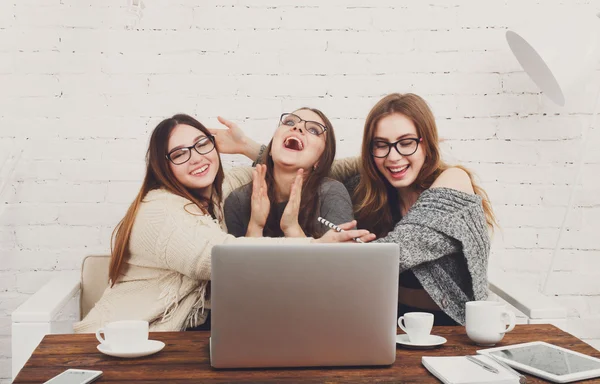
[280,169,305,237]
[208,116,248,155]
[247,164,270,237]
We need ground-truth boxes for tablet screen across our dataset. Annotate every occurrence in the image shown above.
[489,344,600,376]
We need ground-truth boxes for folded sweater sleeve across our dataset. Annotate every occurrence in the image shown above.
[373,187,490,274]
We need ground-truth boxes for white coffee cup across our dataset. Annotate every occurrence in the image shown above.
[465,301,516,346]
[398,312,434,344]
[95,320,149,351]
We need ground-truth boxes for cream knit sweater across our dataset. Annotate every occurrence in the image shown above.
[74,182,310,333]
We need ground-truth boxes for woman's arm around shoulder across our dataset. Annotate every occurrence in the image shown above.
[430,167,475,195]
[328,157,360,184]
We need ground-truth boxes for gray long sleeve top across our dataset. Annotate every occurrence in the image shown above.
[372,186,490,325]
[224,178,355,238]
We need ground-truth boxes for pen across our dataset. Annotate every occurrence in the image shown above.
[486,354,527,384]
[317,217,365,243]
[466,355,499,374]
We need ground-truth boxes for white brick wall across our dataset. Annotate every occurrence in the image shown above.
[1,0,600,379]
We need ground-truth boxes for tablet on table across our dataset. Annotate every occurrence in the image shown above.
[477,341,600,383]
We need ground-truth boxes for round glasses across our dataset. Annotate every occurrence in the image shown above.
[280,113,327,136]
[166,135,216,165]
[371,137,422,158]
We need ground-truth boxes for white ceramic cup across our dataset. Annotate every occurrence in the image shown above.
[465,301,516,346]
[95,320,149,351]
[397,312,434,344]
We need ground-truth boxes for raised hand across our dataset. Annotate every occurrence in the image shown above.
[280,169,305,237]
[209,116,261,160]
[313,220,376,243]
[246,164,270,237]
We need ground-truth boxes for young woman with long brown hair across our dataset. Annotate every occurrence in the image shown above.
[212,94,496,326]
[74,114,372,333]
[347,93,496,326]
[222,108,354,239]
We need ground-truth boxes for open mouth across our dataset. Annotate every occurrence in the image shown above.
[190,164,209,176]
[387,164,409,178]
[283,137,304,151]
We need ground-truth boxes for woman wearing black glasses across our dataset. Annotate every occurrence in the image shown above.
[344,93,497,326]
[222,108,355,239]
[74,114,373,334]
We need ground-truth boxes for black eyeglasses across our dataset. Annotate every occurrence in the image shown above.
[371,137,423,158]
[279,113,327,136]
[166,135,216,165]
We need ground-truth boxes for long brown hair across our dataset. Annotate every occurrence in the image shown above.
[354,93,497,237]
[108,114,224,285]
[262,108,336,238]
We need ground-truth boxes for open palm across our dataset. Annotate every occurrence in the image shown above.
[249,164,270,229]
[281,169,305,237]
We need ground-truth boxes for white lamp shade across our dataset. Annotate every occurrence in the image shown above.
[506,11,600,106]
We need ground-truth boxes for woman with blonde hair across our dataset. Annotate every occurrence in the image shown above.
[74,114,372,333]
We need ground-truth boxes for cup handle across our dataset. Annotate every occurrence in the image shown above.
[500,310,516,334]
[398,316,408,333]
[95,328,107,345]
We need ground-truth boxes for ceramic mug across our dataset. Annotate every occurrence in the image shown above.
[96,320,149,351]
[398,312,434,344]
[465,301,516,346]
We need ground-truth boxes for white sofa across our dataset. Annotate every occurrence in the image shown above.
[10,256,568,381]
[11,255,110,381]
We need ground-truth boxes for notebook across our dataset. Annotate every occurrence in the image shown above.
[422,355,520,384]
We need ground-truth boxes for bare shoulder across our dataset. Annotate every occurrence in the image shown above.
[430,167,475,194]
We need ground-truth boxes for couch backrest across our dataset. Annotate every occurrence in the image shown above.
[80,255,110,319]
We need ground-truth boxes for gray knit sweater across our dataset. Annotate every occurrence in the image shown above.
[371,186,490,325]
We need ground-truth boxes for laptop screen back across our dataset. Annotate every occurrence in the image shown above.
[210,243,399,368]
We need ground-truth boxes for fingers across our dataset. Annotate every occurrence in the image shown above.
[295,168,304,187]
[339,229,371,240]
[258,164,267,181]
[251,166,261,199]
[337,220,357,231]
[355,233,377,243]
[217,116,235,129]
[289,168,304,200]
[258,164,268,197]
[251,164,268,199]
[318,228,372,244]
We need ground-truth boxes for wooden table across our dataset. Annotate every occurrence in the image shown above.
[13,324,600,383]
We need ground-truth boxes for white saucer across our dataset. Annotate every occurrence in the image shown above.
[396,334,447,349]
[97,340,165,358]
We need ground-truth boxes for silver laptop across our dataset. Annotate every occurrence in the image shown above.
[209,243,399,369]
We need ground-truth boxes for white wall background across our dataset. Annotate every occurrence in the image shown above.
[1,0,600,380]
